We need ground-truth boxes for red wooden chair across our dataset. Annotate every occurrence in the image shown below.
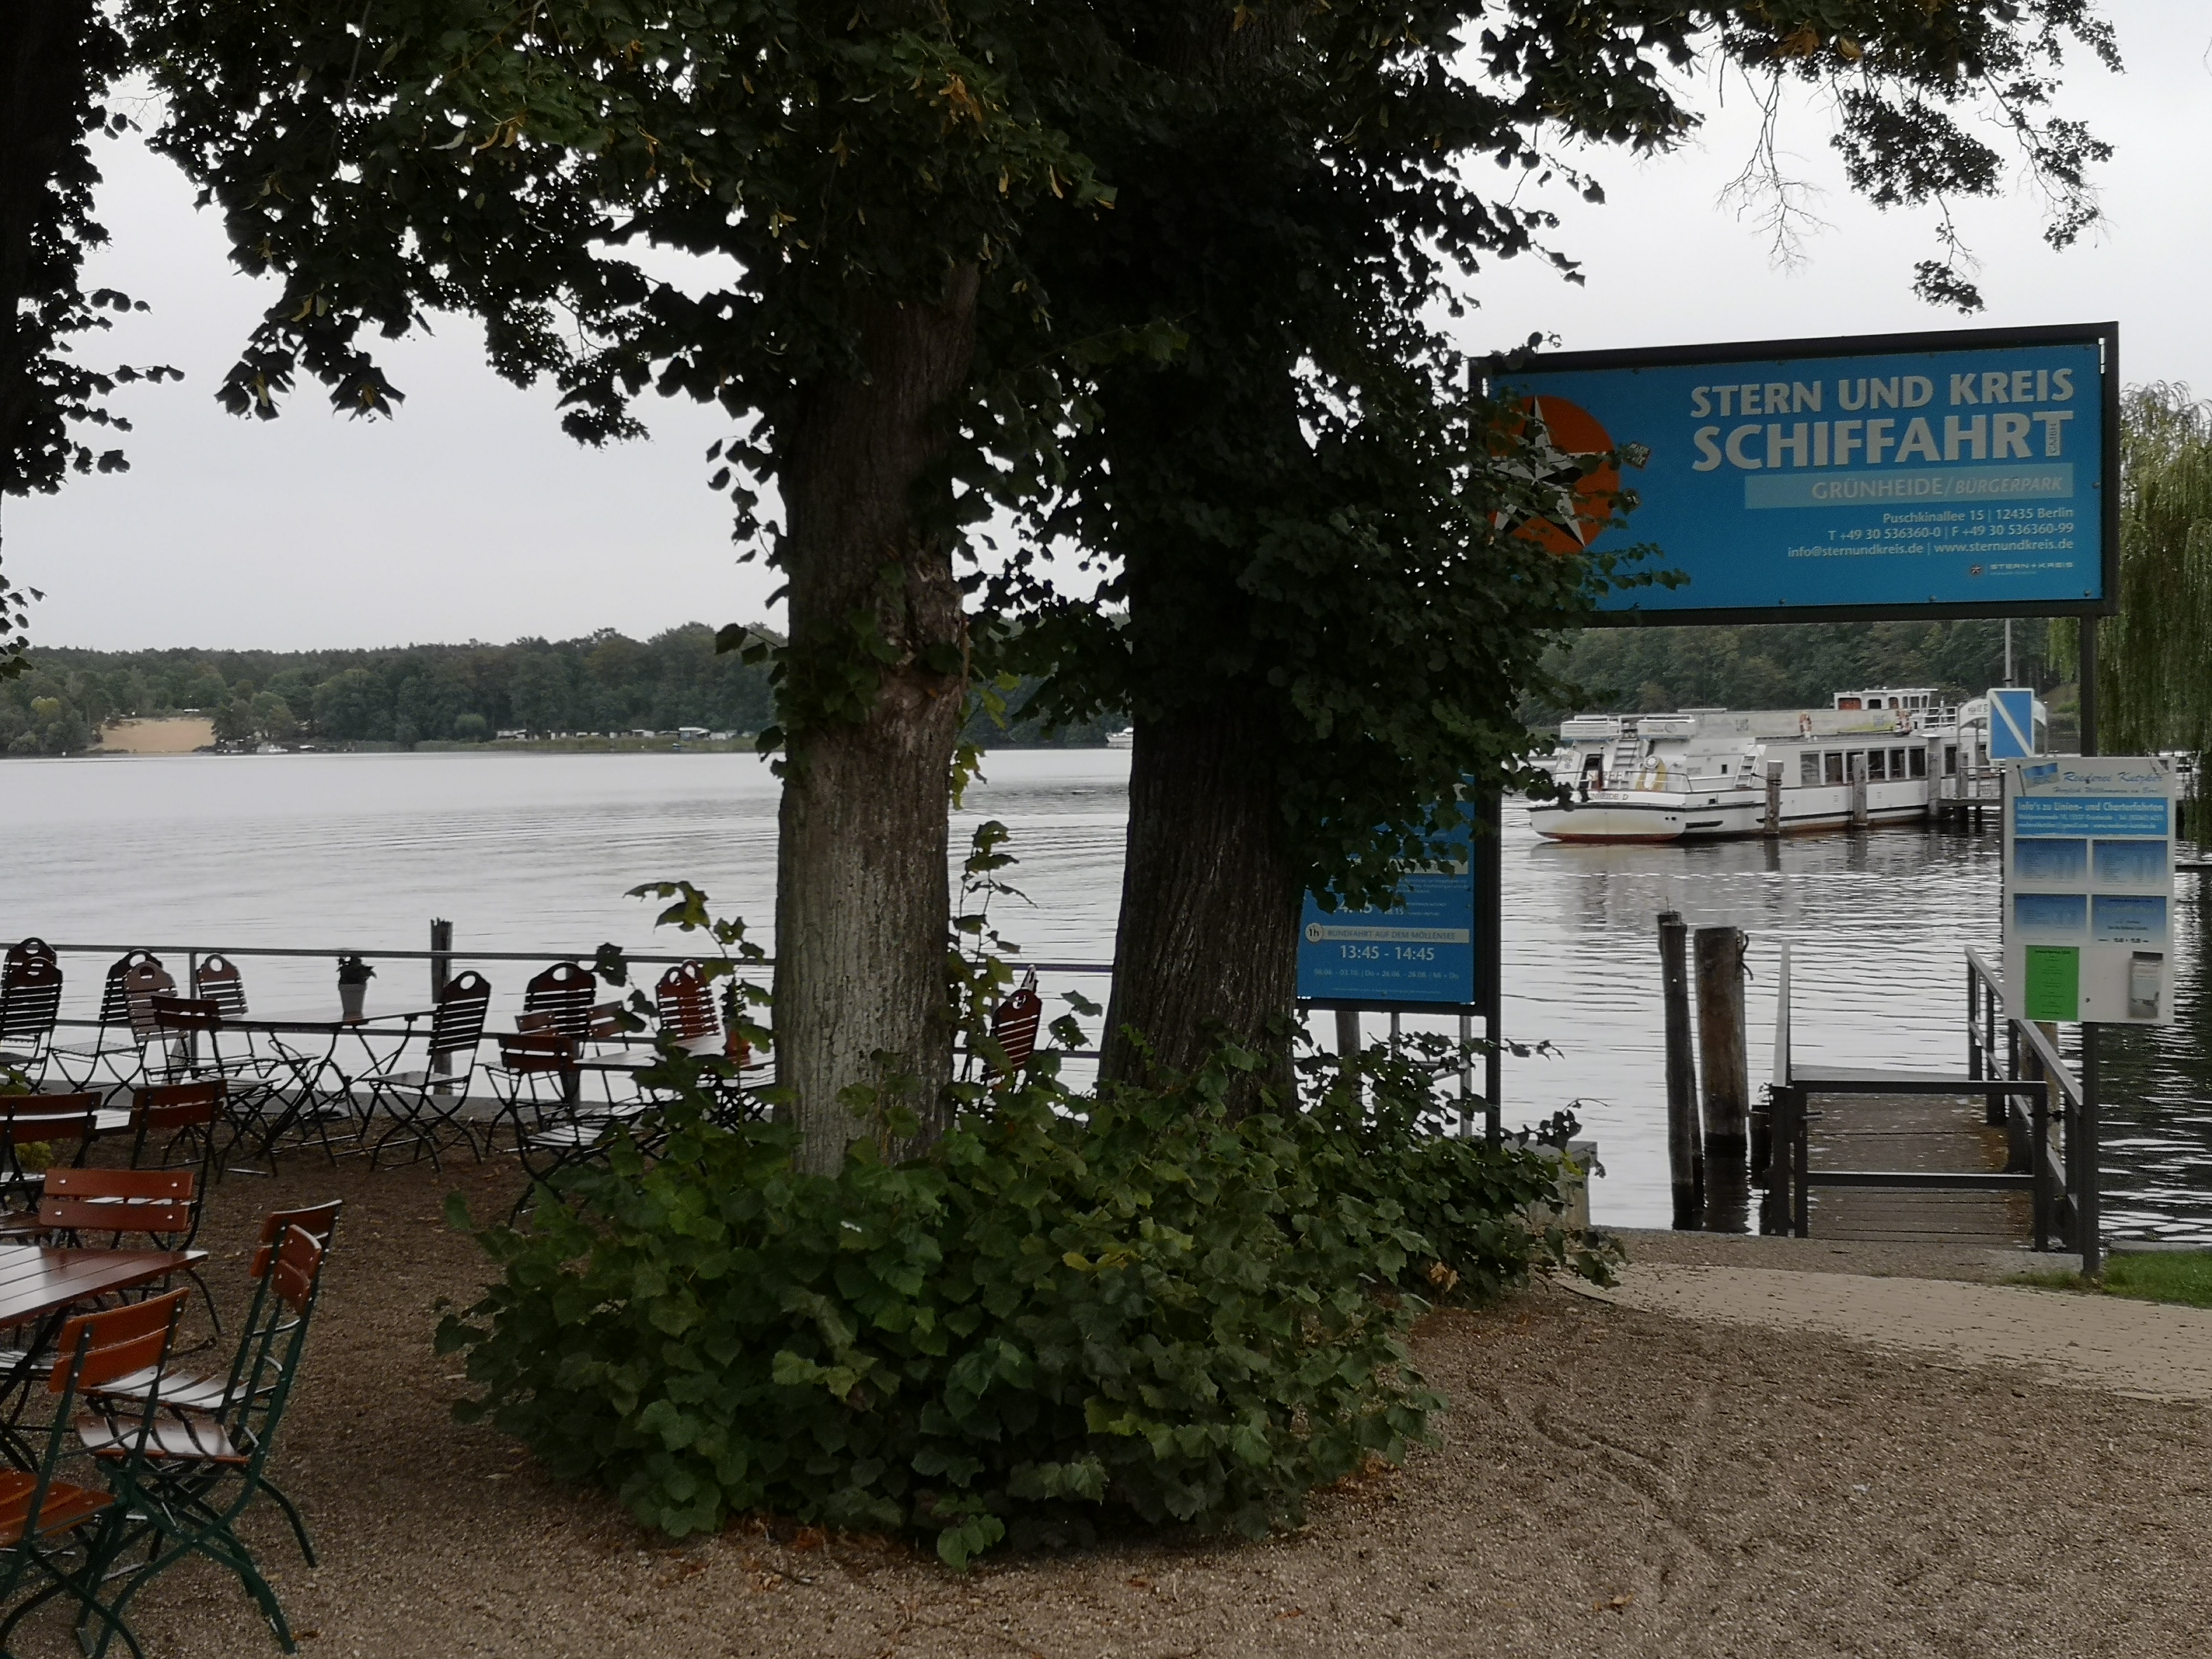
[0,1293,187,1659]
[87,1202,339,1568]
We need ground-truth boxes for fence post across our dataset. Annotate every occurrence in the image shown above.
[430,919,454,1077]
[1658,910,1702,1228]
[1966,962,1981,1081]
[2080,1027,2103,1277]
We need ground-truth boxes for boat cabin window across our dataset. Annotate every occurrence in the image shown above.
[1800,753,1821,786]
[1909,748,1928,779]
[1944,745,1959,777]
[1823,753,1845,785]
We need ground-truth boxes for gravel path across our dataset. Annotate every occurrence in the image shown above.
[1585,1263,2212,1401]
[30,1158,2207,1658]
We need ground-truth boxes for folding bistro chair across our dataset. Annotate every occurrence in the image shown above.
[0,1293,186,1659]
[522,962,597,1044]
[47,953,170,1093]
[0,955,64,1090]
[188,958,295,1085]
[127,1080,225,1175]
[360,971,492,1168]
[80,1228,332,1654]
[0,1094,106,1211]
[86,1202,339,1569]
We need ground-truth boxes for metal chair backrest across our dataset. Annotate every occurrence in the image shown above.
[151,993,224,1035]
[654,962,720,1043]
[0,955,63,1048]
[250,1200,342,1278]
[120,958,176,1040]
[193,954,250,1021]
[498,1029,575,1075]
[129,1080,224,1172]
[2,1094,98,1149]
[97,951,164,1028]
[217,1225,329,1462]
[21,1294,185,1554]
[3,937,56,987]
[522,962,596,1042]
[429,971,492,1058]
[38,1168,198,1248]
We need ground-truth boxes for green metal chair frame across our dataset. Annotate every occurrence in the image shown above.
[0,1291,186,1659]
[86,1202,340,1574]
[83,1211,336,1659]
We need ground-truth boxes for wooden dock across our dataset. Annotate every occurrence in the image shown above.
[1798,1090,2029,1247]
[1754,944,2082,1258]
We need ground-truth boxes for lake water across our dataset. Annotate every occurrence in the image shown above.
[4,749,2207,1236]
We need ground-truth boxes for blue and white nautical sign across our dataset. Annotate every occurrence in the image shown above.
[1987,688,2039,760]
[1491,324,2115,621]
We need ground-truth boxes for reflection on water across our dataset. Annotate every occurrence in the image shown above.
[3,750,2206,1238]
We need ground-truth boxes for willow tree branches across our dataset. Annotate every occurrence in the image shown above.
[2095,385,2212,763]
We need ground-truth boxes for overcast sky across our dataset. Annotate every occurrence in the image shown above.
[10,1,2209,653]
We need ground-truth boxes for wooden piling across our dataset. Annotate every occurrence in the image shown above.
[1658,910,1702,1228]
[1849,752,1869,828]
[1695,926,1750,1148]
[1764,761,1783,837]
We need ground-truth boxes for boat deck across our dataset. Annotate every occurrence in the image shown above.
[1800,1090,2028,1248]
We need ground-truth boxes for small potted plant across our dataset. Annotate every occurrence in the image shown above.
[336,955,375,1022]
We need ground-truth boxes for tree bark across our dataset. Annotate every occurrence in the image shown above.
[1099,704,1300,1105]
[774,270,978,1175]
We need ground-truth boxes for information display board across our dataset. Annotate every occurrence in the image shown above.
[1297,826,1478,1011]
[1488,323,2117,624]
[2002,757,2175,1025]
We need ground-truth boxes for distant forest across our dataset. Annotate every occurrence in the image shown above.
[0,627,1121,756]
[1532,617,2068,721]
[4,615,2061,757]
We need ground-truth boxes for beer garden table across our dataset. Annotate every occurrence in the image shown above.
[0,1243,207,1467]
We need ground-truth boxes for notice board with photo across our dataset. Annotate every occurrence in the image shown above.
[2002,757,2176,1025]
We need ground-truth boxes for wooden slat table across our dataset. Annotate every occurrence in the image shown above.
[0,1243,208,1468]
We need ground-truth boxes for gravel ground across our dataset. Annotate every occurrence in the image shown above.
[23,1155,2208,1658]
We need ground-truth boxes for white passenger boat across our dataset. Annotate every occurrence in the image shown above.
[1529,686,2044,843]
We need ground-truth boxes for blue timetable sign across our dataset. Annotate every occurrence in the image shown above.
[1488,323,2117,624]
[1297,832,1477,1008]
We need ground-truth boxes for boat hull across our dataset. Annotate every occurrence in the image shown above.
[1531,784,1933,843]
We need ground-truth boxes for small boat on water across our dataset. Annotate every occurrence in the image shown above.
[1530,686,2044,843]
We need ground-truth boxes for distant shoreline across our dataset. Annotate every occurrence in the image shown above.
[17,733,1117,759]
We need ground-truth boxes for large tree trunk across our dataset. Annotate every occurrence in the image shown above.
[1099,704,1300,1105]
[774,270,978,1175]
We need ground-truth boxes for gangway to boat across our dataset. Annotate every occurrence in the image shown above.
[1759,943,2094,1266]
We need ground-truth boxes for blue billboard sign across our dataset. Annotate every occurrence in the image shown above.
[1489,324,2117,623]
[1296,828,1478,1010]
